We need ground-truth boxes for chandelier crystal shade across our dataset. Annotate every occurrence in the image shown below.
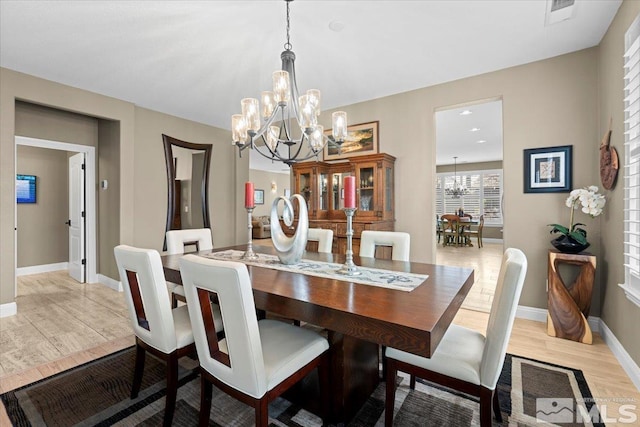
[445,156,468,199]
[231,0,347,166]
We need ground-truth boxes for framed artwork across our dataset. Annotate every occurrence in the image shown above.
[324,121,379,161]
[523,145,572,193]
[254,189,264,205]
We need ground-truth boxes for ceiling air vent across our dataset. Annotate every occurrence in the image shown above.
[545,0,577,26]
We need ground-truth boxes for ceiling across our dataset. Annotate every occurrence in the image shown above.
[436,99,503,166]
[0,0,621,170]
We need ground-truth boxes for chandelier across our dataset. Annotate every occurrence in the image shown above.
[445,156,468,199]
[231,0,347,166]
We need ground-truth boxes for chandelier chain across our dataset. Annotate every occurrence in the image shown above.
[284,0,292,51]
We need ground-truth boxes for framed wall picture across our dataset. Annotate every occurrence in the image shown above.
[254,189,264,205]
[523,145,572,193]
[324,121,379,161]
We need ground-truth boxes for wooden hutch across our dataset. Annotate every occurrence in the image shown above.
[290,153,395,254]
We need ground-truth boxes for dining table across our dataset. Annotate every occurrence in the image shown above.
[162,244,474,423]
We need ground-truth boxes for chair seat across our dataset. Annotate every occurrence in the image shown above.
[171,303,223,349]
[385,324,485,385]
[259,319,330,391]
[167,282,185,296]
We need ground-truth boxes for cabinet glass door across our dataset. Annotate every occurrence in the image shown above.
[385,166,393,212]
[359,167,375,211]
[319,172,329,211]
[299,172,312,210]
[332,173,341,210]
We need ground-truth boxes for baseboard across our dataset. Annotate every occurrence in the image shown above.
[0,302,17,318]
[482,238,503,244]
[16,262,68,276]
[597,319,640,391]
[516,305,600,333]
[517,305,640,391]
[97,274,122,292]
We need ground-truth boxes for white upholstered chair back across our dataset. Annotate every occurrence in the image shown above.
[114,245,179,354]
[307,228,333,253]
[480,248,527,388]
[359,230,410,261]
[166,228,213,254]
[179,255,268,398]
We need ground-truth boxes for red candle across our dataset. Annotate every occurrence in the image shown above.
[245,182,255,208]
[344,176,356,209]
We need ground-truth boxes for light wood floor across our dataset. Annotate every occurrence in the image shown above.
[437,241,502,313]
[1,262,638,425]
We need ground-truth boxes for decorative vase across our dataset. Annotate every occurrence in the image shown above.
[270,194,308,265]
[550,235,590,254]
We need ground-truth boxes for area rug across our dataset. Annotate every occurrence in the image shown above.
[1,347,603,426]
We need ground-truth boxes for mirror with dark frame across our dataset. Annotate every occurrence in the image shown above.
[162,134,212,250]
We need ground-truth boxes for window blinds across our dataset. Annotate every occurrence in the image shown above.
[622,14,640,306]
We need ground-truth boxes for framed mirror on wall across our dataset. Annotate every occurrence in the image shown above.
[162,134,212,250]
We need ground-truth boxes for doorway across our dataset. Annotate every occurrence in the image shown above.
[434,98,504,312]
[14,136,97,288]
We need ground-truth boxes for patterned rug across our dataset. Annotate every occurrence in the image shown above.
[1,347,603,426]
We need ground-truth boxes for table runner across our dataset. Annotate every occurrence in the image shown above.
[203,250,427,291]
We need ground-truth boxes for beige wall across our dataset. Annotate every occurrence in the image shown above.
[0,68,241,309]
[597,0,640,366]
[16,146,69,267]
[131,107,242,252]
[317,47,600,319]
[249,170,291,217]
[98,119,121,279]
[436,160,503,173]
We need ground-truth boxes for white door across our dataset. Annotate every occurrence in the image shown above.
[68,152,85,283]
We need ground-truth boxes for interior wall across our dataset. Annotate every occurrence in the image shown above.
[1,67,136,307]
[132,106,239,253]
[248,170,291,217]
[597,0,640,366]
[15,101,99,146]
[317,48,600,318]
[16,146,69,267]
[97,119,121,280]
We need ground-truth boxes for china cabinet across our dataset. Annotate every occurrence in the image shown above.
[291,153,395,254]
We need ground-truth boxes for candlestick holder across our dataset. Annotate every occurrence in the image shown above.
[242,207,259,260]
[338,207,361,276]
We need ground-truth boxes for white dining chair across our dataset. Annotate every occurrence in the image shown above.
[359,230,410,262]
[165,228,213,306]
[166,228,213,254]
[384,248,528,427]
[307,228,334,253]
[179,255,331,426]
[113,245,196,427]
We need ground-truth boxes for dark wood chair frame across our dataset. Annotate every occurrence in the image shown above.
[194,287,332,427]
[385,357,502,427]
[126,269,196,427]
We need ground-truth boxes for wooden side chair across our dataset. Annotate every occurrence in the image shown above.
[165,228,214,306]
[114,245,218,427]
[179,255,331,427]
[440,214,461,246]
[384,248,528,427]
[359,230,410,261]
[307,228,334,253]
[466,215,485,248]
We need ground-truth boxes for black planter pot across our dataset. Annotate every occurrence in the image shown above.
[551,235,590,254]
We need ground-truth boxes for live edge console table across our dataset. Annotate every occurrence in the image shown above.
[547,250,596,344]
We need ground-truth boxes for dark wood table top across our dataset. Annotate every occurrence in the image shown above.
[162,244,474,358]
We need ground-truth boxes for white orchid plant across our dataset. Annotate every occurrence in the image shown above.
[548,185,606,245]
